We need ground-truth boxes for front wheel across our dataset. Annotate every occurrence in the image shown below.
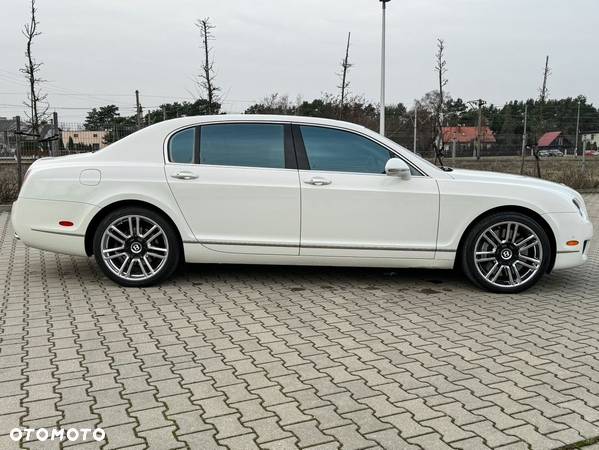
[93,207,180,287]
[461,212,551,293]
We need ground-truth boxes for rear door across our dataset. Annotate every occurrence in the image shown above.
[165,122,301,255]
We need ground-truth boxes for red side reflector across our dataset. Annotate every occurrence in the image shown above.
[59,221,74,227]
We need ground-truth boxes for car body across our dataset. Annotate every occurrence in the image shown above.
[12,115,593,292]
[584,150,599,157]
[538,149,564,157]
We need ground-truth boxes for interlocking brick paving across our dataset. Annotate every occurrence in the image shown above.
[0,194,598,450]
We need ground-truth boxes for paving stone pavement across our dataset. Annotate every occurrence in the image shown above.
[0,195,598,450]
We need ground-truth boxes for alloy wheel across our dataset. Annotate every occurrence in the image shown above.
[473,221,543,288]
[100,215,169,281]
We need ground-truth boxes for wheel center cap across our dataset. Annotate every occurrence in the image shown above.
[500,249,513,260]
[130,242,143,255]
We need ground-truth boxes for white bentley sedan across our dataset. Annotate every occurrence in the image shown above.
[12,115,593,293]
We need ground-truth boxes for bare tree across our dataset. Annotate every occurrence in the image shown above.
[537,55,551,135]
[196,17,220,114]
[433,38,448,166]
[533,55,551,178]
[539,55,551,104]
[20,0,48,135]
[338,32,352,118]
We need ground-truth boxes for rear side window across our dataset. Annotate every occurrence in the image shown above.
[169,128,195,164]
[200,124,285,169]
[299,126,393,174]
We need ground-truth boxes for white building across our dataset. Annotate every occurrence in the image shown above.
[582,132,599,151]
[62,130,108,151]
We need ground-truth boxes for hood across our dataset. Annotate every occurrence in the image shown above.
[448,168,581,199]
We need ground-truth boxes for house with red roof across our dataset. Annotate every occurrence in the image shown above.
[441,126,496,155]
[537,131,572,151]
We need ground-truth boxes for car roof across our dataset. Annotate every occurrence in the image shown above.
[157,114,370,133]
[93,114,373,164]
[93,114,446,178]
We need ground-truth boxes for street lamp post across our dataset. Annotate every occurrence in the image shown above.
[379,0,390,136]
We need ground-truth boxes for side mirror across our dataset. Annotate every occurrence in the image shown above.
[385,158,411,180]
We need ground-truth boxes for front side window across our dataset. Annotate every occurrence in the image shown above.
[200,124,285,169]
[299,126,393,174]
[169,127,195,164]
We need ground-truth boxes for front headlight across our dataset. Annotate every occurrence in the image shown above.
[572,198,587,220]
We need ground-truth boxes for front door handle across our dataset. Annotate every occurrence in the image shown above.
[171,171,198,180]
[304,177,332,186]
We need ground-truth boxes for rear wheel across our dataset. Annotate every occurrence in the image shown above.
[93,207,180,287]
[461,212,551,293]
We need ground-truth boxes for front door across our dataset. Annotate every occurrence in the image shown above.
[296,125,439,259]
[166,122,300,255]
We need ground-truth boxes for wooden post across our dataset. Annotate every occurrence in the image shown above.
[135,90,142,129]
[52,111,59,157]
[520,104,528,175]
[476,100,483,160]
[15,116,23,189]
[452,138,456,163]
[413,103,418,154]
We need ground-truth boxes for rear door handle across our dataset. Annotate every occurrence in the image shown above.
[304,177,332,186]
[171,171,198,180]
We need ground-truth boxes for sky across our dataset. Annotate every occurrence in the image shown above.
[1,0,598,123]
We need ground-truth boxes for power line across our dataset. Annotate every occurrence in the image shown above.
[0,91,258,105]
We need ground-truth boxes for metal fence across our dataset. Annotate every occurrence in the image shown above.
[0,119,141,160]
[1,114,598,203]
[1,114,598,166]
[2,114,598,160]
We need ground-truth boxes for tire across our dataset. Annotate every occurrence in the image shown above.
[461,212,551,293]
[93,207,180,287]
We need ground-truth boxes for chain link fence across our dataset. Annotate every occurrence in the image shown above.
[1,115,598,160]
[0,119,141,160]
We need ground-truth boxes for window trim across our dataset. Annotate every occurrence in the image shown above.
[165,121,295,170]
[164,120,430,176]
[167,126,199,164]
[194,125,201,164]
[292,123,426,177]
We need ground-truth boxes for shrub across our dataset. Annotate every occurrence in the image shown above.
[0,172,19,203]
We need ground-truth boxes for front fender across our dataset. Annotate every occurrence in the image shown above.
[436,179,569,252]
